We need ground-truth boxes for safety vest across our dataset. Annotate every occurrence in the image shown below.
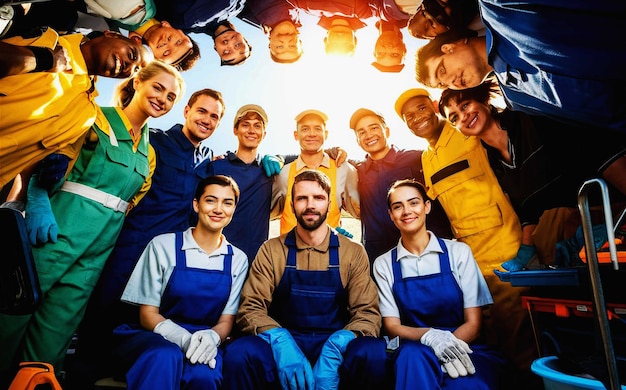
[279,160,341,235]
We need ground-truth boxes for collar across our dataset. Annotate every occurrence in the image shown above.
[295,152,330,171]
[395,231,442,261]
[292,226,332,252]
[183,227,230,255]
[363,145,398,171]
[134,18,160,37]
[226,151,262,165]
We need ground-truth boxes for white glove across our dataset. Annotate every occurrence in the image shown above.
[420,328,475,378]
[186,329,221,367]
[153,319,192,352]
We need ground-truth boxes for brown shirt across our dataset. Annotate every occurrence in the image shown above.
[237,226,381,337]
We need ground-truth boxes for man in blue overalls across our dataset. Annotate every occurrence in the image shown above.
[222,170,384,389]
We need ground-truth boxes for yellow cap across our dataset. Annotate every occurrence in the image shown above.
[394,88,431,119]
[294,109,328,124]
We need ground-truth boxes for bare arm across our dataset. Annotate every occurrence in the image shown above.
[139,304,165,331]
[0,41,69,78]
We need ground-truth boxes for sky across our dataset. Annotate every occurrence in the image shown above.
[94,13,439,161]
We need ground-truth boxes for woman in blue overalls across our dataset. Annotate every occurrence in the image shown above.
[113,175,249,390]
[371,179,505,389]
[0,60,185,377]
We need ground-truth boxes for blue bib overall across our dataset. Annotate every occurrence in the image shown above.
[269,229,349,363]
[390,238,503,389]
[114,232,233,390]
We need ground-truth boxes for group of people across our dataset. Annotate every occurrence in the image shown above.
[0,0,423,72]
[2,0,626,390]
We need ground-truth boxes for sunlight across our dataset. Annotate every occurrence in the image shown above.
[94,13,434,160]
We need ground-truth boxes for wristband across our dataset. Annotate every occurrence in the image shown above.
[28,46,54,73]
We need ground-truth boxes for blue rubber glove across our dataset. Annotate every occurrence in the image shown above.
[555,225,608,267]
[258,327,314,390]
[312,330,356,390]
[335,227,353,239]
[25,175,58,246]
[501,244,536,272]
[37,153,69,189]
[261,154,284,177]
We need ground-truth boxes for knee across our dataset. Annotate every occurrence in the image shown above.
[223,336,272,367]
[395,340,438,367]
[344,336,386,365]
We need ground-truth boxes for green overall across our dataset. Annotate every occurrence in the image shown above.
[0,107,150,375]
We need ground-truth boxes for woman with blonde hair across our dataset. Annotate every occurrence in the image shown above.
[0,60,185,382]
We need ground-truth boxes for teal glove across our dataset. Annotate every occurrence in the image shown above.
[258,327,314,390]
[501,244,536,272]
[335,227,353,239]
[261,154,284,177]
[25,175,58,246]
[313,330,356,390]
[555,225,608,267]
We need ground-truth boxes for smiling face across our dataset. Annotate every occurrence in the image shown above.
[294,114,328,154]
[193,183,237,233]
[269,20,302,62]
[133,71,180,118]
[213,25,250,65]
[408,6,449,40]
[183,94,224,146]
[354,115,390,159]
[387,183,431,236]
[373,31,406,67]
[143,21,193,65]
[400,95,442,142]
[234,113,266,151]
[425,40,490,89]
[83,31,151,78]
[441,97,492,137]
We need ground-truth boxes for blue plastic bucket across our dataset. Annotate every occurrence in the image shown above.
[531,356,625,390]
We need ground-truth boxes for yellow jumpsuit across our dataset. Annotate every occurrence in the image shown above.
[422,122,536,372]
[0,28,98,187]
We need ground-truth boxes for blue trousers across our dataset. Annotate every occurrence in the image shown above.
[222,335,387,389]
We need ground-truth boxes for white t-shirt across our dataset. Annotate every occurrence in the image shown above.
[122,227,249,316]
[373,231,493,319]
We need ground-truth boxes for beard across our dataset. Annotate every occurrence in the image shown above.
[295,207,328,231]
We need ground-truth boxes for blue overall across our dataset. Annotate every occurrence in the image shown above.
[222,230,383,389]
[113,232,233,390]
[390,238,503,389]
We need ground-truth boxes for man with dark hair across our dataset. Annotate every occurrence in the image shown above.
[348,107,452,262]
[223,169,383,389]
[237,0,303,64]
[415,0,626,132]
[154,0,252,66]
[0,28,150,189]
[207,104,278,262]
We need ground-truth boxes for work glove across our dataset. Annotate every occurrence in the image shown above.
[420,328,475,379]
[501,244,536,272]
[153,319,192,352]
[554,225,608,267]
[25,175,58,246]
[186,328,220,368]
[335,227,354,239]
[262,154,284,177]
[36,153,69,189]
[312,330,356,390]
[258,327,315,390]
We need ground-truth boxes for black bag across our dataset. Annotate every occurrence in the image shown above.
[0,207,41,315]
